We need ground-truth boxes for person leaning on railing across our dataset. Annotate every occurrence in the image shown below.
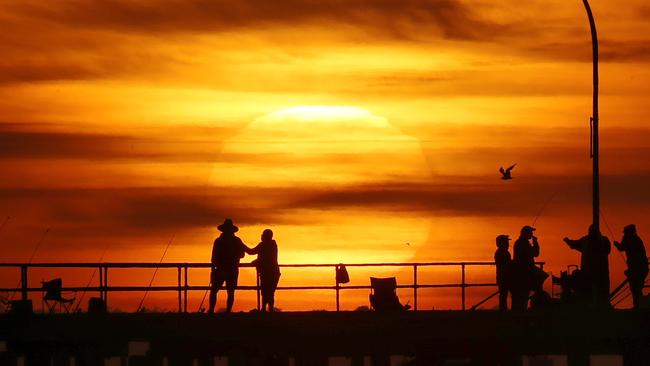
[247,229,281,312]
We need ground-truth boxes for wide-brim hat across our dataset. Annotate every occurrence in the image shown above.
[218,218,239,233]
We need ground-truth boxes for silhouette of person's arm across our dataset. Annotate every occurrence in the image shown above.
[246,244,260,255]
[532,236,540,258]
[236,238,251,258]
[613,239,625,252]
[563,237,583,252]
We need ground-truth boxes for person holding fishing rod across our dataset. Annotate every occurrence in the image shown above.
[208,219,250,314]
[614,224,648,309]
[511,226,541,312]
[564,225,611,308]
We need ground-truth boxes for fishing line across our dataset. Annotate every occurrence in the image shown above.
[73,244,110,312]
[136,234,175,312]
[5,228,50,308]
[599,209,634,308]
[531,190,559,227]
[600,209,627,263]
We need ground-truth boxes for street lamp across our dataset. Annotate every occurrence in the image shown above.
[581,0,599,233]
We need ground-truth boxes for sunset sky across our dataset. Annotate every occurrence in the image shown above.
[1,0,649,311]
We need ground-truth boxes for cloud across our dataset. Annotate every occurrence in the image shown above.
[3,171,649,233]
[0,187,289,235]
[524,39,650,63]
[7,0,509,41]
[0,125,240,162]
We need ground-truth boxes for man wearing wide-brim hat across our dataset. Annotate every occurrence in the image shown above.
[208,218,250,313]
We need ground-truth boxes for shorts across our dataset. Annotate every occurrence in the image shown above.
[210,267,239,290]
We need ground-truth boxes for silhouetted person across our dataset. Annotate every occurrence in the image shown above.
[248,229,281,312]
[564,224,611,307]
[511,226,539,311]
[208,219,249,313]
[494,234,512,311]
[614,224,648,309]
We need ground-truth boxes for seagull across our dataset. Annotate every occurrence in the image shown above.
[499,163,517,180]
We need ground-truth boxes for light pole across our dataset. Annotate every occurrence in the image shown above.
[582,0,599,233]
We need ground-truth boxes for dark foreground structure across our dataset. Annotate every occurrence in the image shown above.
[1,310,649,366]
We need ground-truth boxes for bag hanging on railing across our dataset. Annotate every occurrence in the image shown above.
[336,264,350,284]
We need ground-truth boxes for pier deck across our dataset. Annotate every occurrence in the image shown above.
[1,310,649,365]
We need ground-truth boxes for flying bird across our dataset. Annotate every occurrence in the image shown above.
[499,163,517,180]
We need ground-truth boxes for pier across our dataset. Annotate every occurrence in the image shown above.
[1,310,649,366]
[1,261,649,366]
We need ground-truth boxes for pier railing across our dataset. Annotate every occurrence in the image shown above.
[0,261,544,312]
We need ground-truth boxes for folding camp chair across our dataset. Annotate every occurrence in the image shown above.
[42,278,75,313]
[369,277,410,311]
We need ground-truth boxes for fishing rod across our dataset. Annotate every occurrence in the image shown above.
[27,228,49,264]
[197,278,210,313]
[5,228,50,309]
[73,244,110,312]
[136,234,175,312]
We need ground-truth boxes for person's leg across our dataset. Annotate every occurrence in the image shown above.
[226,288,235,312]
[498,285,508,312]
[208,270,223,313]
[259,275,268,312]
[225,269,239,313]
[269,273,280,312]
[511,291,521,312]
[512,289,529,312]
[208,288,218,313]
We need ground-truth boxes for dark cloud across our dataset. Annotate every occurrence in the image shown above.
[0,126,240,162]
[289,174,650,215]
[0,187,290,236]
[640,6,650,19]
[523,39,650,63]
[3,172,649,235]
[7,0,509,41]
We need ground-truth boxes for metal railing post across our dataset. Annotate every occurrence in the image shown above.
[98,265,104,301]
[413,264,418,311]
[183,265,188,313]
[177,266,182,313]
[335,265,340,312]
[20,265,28,301]
[256,272,261,311]
[461,264,466,311]
[103,267,109,307]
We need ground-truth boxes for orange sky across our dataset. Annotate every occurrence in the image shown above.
[1,0,649,311]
